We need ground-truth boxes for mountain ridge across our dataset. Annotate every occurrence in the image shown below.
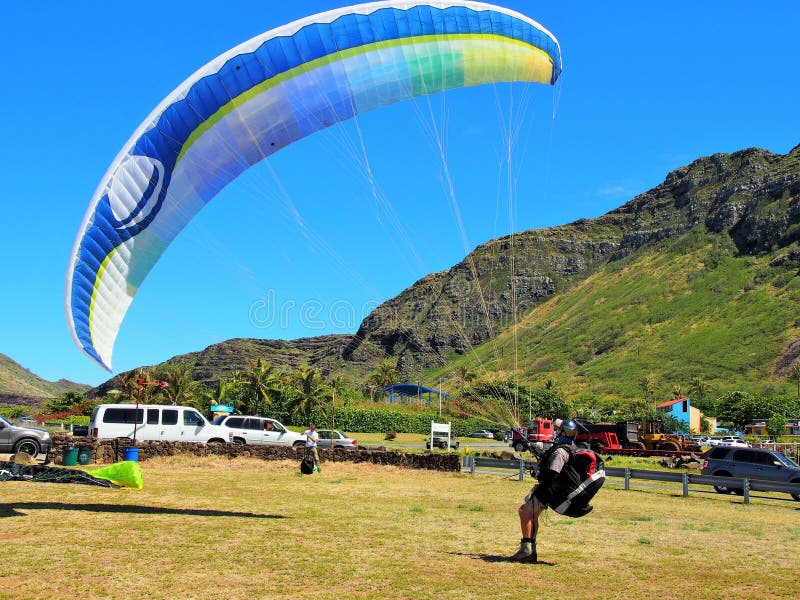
[3,143,799,402]
[0,353,91,405]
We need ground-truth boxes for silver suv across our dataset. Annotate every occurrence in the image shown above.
[0,416,52,457]
[701,446,800,501]
[211,415,306,447]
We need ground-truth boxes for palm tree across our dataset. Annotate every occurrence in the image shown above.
[689,376,706,401]
[328,374,350,407]
[156,363,204,407]
[210,379,232,406]
[788,364,800,398]
[639,374,657,403]
[117,370,153,404]
[285,365,329,423]
[242,359,280,416]
[369,360,398,400]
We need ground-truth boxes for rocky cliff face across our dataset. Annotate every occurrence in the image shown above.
[343,145,800,370]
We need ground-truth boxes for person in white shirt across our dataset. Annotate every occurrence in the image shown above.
[303,424,320,472]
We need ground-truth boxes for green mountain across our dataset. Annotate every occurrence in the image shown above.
[91,143,800,402]
[0,353,91,405]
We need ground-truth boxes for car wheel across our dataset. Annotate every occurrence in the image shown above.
[207,439,226,445]
[712,471,735,495]
[453,442,460,449]
[232,437,246,445]
[13,438,40,457]
[790,480,800,502]
[514,441,524,452]
[293,441,305,447]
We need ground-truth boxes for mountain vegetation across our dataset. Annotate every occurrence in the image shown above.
[0,353,90,406]
[3,144,800,425]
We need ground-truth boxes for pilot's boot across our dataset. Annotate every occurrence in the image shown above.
[510,538,537,562]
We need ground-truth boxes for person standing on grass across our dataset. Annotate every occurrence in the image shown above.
[511,418,578,563]
[303,423,320,472]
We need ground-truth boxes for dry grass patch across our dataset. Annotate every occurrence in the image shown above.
[1,456,797,599]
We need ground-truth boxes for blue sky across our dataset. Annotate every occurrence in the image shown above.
[2,1,798,388]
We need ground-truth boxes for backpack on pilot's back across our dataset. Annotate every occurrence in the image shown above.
[552,446,605,518]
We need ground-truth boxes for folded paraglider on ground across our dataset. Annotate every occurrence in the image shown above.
[0,460,143,490]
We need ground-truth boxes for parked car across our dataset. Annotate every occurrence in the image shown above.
[718,436,749,447]
[212,415,306,447]
[0,415,51,457]
[470,429,495,439]
[701,446,800,501]
[691,435,711,446]
[90,404,229,444]
[426,435,460,450]
[316,429,357,450]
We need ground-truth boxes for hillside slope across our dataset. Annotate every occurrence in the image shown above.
[0,353,91,405]
[84,143,800,400]
[344,145,800,377]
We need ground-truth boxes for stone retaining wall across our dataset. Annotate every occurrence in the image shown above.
[47,433,461,471]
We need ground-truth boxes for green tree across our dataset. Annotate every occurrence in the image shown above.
[116,370,158,404]
[639,375,657,403]
[328,374,354,407]
[153,363,204,408]
[369,360,399,399]
[210,379,233,406]
[528,388,569,421]
[286,365,329,423]
[788,365,800,398]
[44,390,86,413]
[699,416,712,435]
[242,359,280,416]
[456,365,477,386]
[689,376,707,401]
[716,391,800,430]
[766,414,787,440]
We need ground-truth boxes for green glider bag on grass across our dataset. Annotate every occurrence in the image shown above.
[86,461,144,490]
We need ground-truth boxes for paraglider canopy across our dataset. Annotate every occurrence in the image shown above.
[65,1,562,371]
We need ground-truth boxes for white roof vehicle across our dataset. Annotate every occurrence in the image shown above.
[212,415,306,447]
[718,436,749,447]
[89,404,229,444]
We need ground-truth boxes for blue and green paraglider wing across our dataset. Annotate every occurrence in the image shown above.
[65,0,562,370]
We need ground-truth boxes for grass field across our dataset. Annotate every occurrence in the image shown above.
[1,456,797,599]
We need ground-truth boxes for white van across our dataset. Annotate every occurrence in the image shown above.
[89,404,229,444]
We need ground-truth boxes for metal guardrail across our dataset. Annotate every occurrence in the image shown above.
[464,456,530,480]
[463,456,800,504]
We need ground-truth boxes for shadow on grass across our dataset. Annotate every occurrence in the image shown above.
[0,502,286,519]
[447,551,555,566]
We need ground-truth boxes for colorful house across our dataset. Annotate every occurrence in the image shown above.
[745,419,800,436]
[656,397,705,433]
